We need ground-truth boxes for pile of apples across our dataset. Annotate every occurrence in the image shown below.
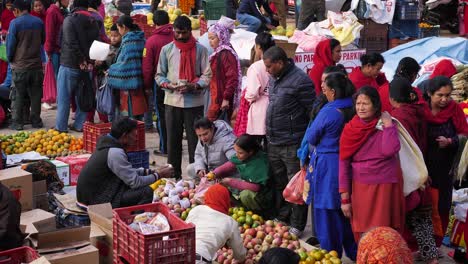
[216,220,301,263]
[152,180,199,220]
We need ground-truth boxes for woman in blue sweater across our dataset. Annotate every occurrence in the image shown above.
[108,15,147,119]
[303,72,357,259]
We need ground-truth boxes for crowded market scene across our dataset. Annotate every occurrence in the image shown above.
[0,0,467,262]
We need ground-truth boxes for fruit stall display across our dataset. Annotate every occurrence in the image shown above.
[271,25,296,37]
[229,206,265,230]
[0,129,84,157]
[152,179,201,220]
[215,219,342,264]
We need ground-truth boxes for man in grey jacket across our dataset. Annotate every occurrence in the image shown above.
[186,118,237,181]
[264,47,315,237]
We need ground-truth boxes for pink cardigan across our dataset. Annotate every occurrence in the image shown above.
[339,124,401,193]
[245,60,270,136]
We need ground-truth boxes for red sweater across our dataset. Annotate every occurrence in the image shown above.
[142,24,174,91]
[349,66,388,91]
[1,9,15,32]
[379,82,425,113]
[44,4,64,55]
[31,10,46,22]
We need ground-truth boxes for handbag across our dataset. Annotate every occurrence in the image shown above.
[42,60,57,104]
[77,71,96,112]
[96,75,114,115]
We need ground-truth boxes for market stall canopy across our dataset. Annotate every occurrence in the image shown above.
[381,37,468,84]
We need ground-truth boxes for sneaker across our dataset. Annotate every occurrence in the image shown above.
[289,227,303,238]
[9,123,24,131]
[42,102,53,110]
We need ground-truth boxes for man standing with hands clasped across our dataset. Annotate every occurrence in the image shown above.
[156,15,211,179]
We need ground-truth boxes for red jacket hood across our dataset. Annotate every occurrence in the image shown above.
[152,23,173,36]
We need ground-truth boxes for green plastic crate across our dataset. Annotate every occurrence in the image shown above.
[202,0,226,20]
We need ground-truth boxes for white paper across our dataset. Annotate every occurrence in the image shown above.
[7,151,48,165]
[89,40,110,61]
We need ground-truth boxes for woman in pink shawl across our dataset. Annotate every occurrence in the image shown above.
[206,23,242,122]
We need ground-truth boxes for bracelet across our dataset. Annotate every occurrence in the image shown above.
[341,198,351,204]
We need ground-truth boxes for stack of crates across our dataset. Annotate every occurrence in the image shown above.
[358,19,389,54]
[202,0,226,20]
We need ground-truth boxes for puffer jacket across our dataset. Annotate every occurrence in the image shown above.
[193,120,237,173]
[266,60,316,146]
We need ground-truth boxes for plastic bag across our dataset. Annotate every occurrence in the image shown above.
[283,169,306,205]
[96,75,114,115]
[194,177,216,204]
[42,60,57,104]
[0,44,6,62]
[77,71,96,112]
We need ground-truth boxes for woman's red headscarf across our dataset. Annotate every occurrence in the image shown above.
[429,59,457,79]
[339,115,379,160]
[204,184,230,215]
[308,39,335,95]
[357,227,413,264]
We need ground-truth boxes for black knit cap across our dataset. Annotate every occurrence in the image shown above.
[12,0,30,10]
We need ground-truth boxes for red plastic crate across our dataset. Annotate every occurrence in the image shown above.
[83,121,145,153]
[113,203,196,264]
[0,247,39,264]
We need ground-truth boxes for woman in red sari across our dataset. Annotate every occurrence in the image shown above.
[349,53,387,90]
[339,86,405,241]
[424,76,468,246]
[308,38,342,96]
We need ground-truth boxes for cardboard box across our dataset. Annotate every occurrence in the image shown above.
[274,40,298,59]
[90,224,113,264]
[32,225,98,264]
[20,209,56,234]
[0,166,33,211]
[49,160,70,186]
[33,180,48,210]
[56,154,91,186]
[88,204,113,264]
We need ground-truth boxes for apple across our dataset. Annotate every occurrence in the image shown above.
[287,244,296,250]
[281,226,289,232]
[272,238,282,246]
[223,259,231,264]
[292,241,300,248]
[248,249,255,255]
[245,260,254,264]
[265,220,274,227]
[256,231,266,240]
[253,244,262,253]
[217,255,225,263]
[265,226,273,233]
[181,191,189,197]
[290,234,298,241]
[247,228,256,237]
[280,243,288,248]
[246,242,253,249]
[264,235,273,244]
[273,233,282,239]
[245,235,253,242]
[261,245,270,253]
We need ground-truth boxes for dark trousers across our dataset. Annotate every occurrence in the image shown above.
[268,143,308,230]
[156,86,167,153]
[298,0,326,30]
[120,186,153,208]
[11,69,43,126]
[165,105,203,178]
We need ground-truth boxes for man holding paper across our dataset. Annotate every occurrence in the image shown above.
[155,15,211,179]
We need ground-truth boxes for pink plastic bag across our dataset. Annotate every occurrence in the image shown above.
[42,60,57,103]
[283,169,306,205]
[194,177,217,204]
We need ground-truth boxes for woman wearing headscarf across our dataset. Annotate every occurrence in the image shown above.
[339,86,405,241]
[389,77,438,264]
[423,76,468,246]
[206,22,241,122]
[308,38,342,96]
[357,227,413,264]
[379,57,424,112]
[185,184,246,263]
[303,72,357,259]
[349,53,387,90]
[108,15,148,119]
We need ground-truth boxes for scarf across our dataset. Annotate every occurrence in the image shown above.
[339,115,379,160]
[204,184,230,215]
[208,23,242,108]
[309,39,334,95]
[173,35,197,82]
[349,67,379,90]
[429,59,457,79]
[423,100,468,135]
[357,227,413,264]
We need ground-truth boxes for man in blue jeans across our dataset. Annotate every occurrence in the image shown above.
[237,0,276,33]
[55,0,99,132]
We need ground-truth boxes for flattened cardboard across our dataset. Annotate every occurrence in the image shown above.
[43,245,98,264]
[33,226,91,253]
[30,256,52,264]
[52,193,87,215]
[33,180,47,194]
[20,209,55,234]
[90,224,113,264]
[33,180,48,210]
[0,166,33,211]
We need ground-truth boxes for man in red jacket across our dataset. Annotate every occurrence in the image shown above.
[142,10,173,155]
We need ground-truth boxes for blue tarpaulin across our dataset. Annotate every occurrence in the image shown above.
[381,37,468,84]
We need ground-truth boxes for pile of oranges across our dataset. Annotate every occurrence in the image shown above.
[0,129,84,157]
